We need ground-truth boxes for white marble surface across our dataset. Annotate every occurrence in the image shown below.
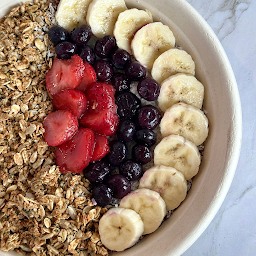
[182,0,256,255]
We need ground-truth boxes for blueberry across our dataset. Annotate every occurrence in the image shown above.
[94,59,113,81]
[78,45,95,65]
[107,174,131,199]
[134,129,157,146]
[107,140,127,166]
[115,92,141,120]
[55,41,77,59]
[112,73,130,93]
[93,184,113,207]
[71,25,91,45]
[137,105,161,129]
[117,120,136,142]
[125,62,146,81]
[138,77,160,101]
[132,144,152,164]
[120,160,143,181]
[111,48,131,69]
[94,36,116,58]
[83,160,111,183]
[48,25,69,46]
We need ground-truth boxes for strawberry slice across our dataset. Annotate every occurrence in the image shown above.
[76,62,97,92]
[46,55,85,96]
[86,82,116,113]
[43,110,78,146]
[52,89,87,119]
[56,128,95,173]
[80,107,119,136]
[91,134,110,162]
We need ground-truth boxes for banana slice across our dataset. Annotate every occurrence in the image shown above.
[119,188,166,235]
[139,166,187,211]
[151,48,195,84]
[154,134,201,180]
[55,0,93,32]
[158,73,204,112]
[114,8,153,54]
[99,207,144,251]
[86,0,127,38]
[131,22,176,69]
[160,102,208,146]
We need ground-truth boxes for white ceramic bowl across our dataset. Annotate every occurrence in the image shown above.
[0,0,242,255]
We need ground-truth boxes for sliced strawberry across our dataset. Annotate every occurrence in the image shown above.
[43,110,78,146]
[56,128,95,173]
[76,62,97,92]
[46,55,85,96]
[86,82,115,113]
[91,134,110,162]
[52,89,87,119]
[80,107,119,136]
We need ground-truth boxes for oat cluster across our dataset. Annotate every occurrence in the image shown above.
[0,1,108,255]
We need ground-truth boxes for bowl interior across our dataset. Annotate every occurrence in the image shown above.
[0,0,242,256]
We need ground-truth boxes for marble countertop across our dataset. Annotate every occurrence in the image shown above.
[182,0,256,255]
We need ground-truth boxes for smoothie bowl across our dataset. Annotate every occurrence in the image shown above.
[0,0,242,255]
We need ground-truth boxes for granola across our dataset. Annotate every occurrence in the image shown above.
[0,1,108,255]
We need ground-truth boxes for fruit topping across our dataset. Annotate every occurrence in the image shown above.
[55,0,92,32]
[78,45,95,65]
[94,35,117,58]
[86,0,127,38]
[107,140,127,166]
[56,128,95,173]
[98,208,144,252]
[52,89,87,118]
[55,41,77,59]
[137,105,161,129]
[116,119,136,142]
[132,144,152,164]
[120,160,143,181]
[139,166,187,211]
[79,107,119,136]
[91,134,110,162]
[93,184,113,207]
[85,82,115,113]
[84,160,111,183]
[43,110,78,147]
[107,174,131,199]
[48,25,70,46]
[111,48,131,69]
[125,62,146,81]
[112,73,130,93]
[138,77,160,101]
[134,128,156,146]
[131,22,175,69]
[75,62,97,92]
[114,8,153,54]
[94,59,114,82]
[115,91,141,120]
[119,188,166,235]
[46,54,85,96]
[70,24,92,45]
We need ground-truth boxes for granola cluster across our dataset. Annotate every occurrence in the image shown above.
[0,1,108,255]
